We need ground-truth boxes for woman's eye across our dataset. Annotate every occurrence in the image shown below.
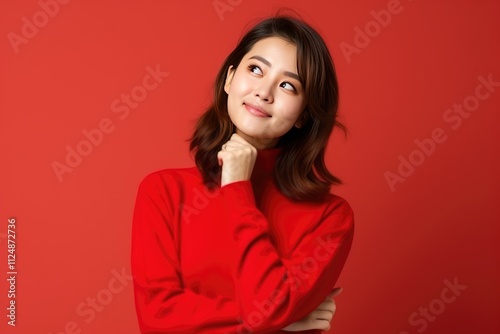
[249,65,262,75]
[280,82,296,92]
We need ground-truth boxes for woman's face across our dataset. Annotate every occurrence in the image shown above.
[224,37,306,149]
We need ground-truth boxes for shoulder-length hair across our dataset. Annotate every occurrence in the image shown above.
[189,15,347,202]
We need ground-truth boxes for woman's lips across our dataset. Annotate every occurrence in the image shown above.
[244,103,271,117]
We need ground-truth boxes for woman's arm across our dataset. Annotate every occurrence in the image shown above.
[219,180,353,333]
[132,173,244,333]
[217,134,354,333]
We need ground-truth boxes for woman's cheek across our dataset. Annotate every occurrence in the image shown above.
[282,106,303,124]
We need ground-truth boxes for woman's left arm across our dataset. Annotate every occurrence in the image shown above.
[218,134,355,333]
[220,181,354,333]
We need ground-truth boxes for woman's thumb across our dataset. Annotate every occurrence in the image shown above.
[329,287,343,297]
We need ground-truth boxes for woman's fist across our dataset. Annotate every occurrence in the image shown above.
[217,133,258,187]
[282,287,343,332]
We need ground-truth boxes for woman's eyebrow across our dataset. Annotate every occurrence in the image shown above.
[249,55,301,81]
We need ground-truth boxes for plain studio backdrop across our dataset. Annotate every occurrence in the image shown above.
[1,0,499,333]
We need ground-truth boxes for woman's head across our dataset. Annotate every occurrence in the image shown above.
[224,36,305,149]
[190,15,346,201]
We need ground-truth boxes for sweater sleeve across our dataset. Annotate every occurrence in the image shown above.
[220,180,354,333]
[131,173,244,334]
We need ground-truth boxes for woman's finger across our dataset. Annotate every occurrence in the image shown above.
[229,133,252,145]
[329,287,343,298]
[317,298,335,309]
[221,140,251,151]
[313,304,335,316]
[309,309,334,321]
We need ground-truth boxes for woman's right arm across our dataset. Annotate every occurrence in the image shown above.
[131,173,243,334]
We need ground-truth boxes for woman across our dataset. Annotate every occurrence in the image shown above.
[131,15,354,333]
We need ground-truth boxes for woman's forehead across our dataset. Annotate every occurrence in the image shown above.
[243,37,298,70]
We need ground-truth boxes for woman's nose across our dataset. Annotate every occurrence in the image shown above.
[254,82,274,103]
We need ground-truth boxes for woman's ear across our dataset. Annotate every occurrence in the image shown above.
[224,65,235,94]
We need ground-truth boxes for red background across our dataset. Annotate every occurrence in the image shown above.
[1,0,499,333]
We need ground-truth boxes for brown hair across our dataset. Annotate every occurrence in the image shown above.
[189,15,347,202]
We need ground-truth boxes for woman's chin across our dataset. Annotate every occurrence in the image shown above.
[233,129,280,149]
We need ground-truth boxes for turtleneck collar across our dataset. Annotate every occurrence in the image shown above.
[251,147,281,181]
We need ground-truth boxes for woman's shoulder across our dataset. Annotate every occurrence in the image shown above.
[321,192,355,226]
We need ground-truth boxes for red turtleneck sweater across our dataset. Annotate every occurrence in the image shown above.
[131,148,354,333]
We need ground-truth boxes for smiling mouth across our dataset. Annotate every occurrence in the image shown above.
[244,103,271,118]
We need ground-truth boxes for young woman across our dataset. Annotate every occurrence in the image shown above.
[131,15,354,334]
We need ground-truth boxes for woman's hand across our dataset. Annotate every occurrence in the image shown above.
[281,287,343,332]
[217,133,258,187]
